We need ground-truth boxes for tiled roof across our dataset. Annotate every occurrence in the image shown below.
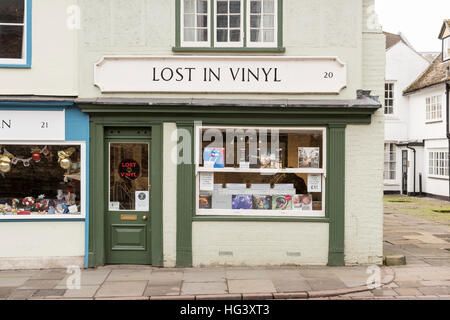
[403,54,450,94]
[384,32,406,50]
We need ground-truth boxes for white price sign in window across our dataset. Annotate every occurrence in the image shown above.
[0,110,65,141]
[308,174,322,193]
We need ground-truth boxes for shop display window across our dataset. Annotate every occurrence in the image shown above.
[0,143,85,218]
[195,126,326,217]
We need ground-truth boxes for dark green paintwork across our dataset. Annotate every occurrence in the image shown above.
[81,103,378,268]
[104,137,152,265]
[326,124,346,266]
[176,122,195,267]
[87,118,164,268]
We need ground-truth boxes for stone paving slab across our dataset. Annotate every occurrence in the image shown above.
[95,281,147,298]
[0,287,14,299]
[64,286,99,298]
[7,289,36,300]
[106,268,152,282]
[32,289,66,297]
[0,277,29,287]
[183,269,225,283]
[228,279,276,294]
[306,278,347,291]
[181,282,227,295]
[19,279,60,290]
[144,285,180,296]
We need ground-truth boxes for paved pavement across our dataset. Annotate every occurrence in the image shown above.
[0,196,449,300]
[0,265,394,300]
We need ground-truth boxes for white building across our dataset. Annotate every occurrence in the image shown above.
[383,32,430,195]
[384,21,450,199]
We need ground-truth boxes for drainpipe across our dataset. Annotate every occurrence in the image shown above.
[406,144,417,196]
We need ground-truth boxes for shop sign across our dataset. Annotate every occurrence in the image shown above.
[0,111,65,141]
[94,56,347,94]
[118,159,140,180]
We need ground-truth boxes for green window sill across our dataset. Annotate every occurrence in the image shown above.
[172,47,286,54]
[192,216,330,223]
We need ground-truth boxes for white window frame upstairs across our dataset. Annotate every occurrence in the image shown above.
[181,0,211,47]
[426,95,443,123]
[443,36,450,62]
[246,0,278,48]
[214,0,244,48]
[384,82,394,115]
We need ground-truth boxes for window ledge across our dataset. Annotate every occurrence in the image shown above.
[384,181,399,186]
[0,63,31,69]
[425,120,443,124]
[428,175,449,180]
[172,47,286,54]
[193,216,329,223]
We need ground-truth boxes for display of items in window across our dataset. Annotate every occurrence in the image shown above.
[298,147,320,168]
[198,175,321,212]
[0,145,82,216]
[203,147,225,168]
[200,128,322,170]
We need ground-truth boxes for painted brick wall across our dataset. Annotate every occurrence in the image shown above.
[344,0,385,264]
[192,222,329,266]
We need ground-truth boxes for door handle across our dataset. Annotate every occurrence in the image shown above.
[142,216,148,221]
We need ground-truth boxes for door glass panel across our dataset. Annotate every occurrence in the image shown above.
[109,143,149,211]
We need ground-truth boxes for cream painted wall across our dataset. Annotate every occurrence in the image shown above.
[75,0,385,266]
[0,222,84,269]
[77,0,367,100]
[192,222,329,266]
[162,122,177,267]
[0,0,78,96]
[344,4,385,265]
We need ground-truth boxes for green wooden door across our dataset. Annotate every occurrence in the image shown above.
[104,129,152,265]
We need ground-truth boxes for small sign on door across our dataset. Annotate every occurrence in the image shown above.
[135,191,149,211]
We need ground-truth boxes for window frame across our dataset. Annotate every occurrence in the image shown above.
[383,143,396,181]
[384,82,394,115]
[214,0,244,48]
[194,125,327,218]
[0,0,32,68]
[428,150,449,179]
[175,0,284,52]
[425,95,443,123]
[0,141,86,220]
[443,35,450,62]
[246,0,278,48]
[180,0,211,48]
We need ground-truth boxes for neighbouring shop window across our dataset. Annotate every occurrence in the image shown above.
[0,0,30,66]
[195,126,325,217]
[180,0,280,48]
[0,144,83,217]
[109,143,150,211]
[384,143,396,180]
[384,83,394,115]
[426,95,443,122]
[429,151,449,177]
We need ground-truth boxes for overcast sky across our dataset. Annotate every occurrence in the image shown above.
[375,0,449,52]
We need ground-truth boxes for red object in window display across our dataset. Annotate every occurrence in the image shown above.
[32,153,41,162]
[17,211,31,215]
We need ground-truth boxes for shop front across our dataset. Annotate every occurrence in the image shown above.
[81,90,381,268]
[0,100,88,269]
